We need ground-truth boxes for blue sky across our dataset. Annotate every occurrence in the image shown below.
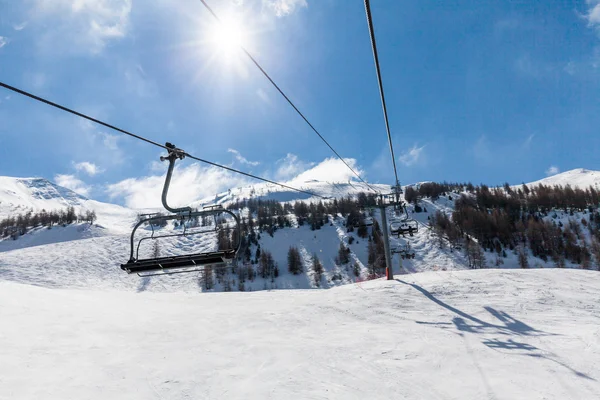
[1,0,599,207]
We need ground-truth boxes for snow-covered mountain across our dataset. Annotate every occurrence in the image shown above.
[0,177,88,218]
[525,168,600,189]
[1,169,599,293]
[0,176,137,235]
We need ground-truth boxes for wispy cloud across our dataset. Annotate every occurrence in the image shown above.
[31,0,132,54]
[0,37,8,49]
[227,148,260,166]
[275,153,314,181]
[545,166,560,176]
[13,22,27,31]
[106,163,249,209]
[472,135,492,161]
[398,144,426,167]
[256,88,271,103]
[106,155,367,208]
[54,174,92,197]
[523,134,535,148]
[263,0,307,17]
[513,54,557,79]
[124,64,157,98]
[73,161,103,176]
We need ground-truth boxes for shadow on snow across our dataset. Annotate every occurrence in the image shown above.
[395,278,595,381]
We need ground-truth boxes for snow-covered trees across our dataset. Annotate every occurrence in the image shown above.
[466,239,486,269]
[0,207,98,239]
[427,181,600,269]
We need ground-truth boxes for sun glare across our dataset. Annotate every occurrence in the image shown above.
[208,17,246,59]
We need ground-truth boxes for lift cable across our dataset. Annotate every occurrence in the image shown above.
[363,0,400,189]
[198,0,379,194]
[0,81,327,200]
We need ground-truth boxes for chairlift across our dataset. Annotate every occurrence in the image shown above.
[389,203,418,237]
[121,143,240,276]
[391,243,415,259]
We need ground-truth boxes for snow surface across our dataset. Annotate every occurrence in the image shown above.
[1,269,599,399]
[524,168,600,189]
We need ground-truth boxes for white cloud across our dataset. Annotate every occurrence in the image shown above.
[275,153,313,181]
[263,0,307,17]
[106,163,249,209]
[0,37,8,48]
[73,161,102,176]
[546,166,560,176]
[31,0,132,54]
[107,155,369,208]
[586,1,600,29]
[100,132,120,150]
[54,174,92,197]
[398,144,425,167]
[13,22,28,31]
[227,148,260,166]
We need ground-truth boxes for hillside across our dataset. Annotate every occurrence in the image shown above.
[0,176,471,292]
[1,269,599,399]
[2,169,600,294]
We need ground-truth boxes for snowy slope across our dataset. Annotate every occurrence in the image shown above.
[0,191,471,292]
[1,269,599,399]
[525,168,600,189]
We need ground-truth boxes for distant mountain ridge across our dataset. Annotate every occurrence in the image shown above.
[525,168,600,189]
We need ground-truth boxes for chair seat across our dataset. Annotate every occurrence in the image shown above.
[121,251,235,274]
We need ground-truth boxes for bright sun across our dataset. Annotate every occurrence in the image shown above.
[208,17,245,59]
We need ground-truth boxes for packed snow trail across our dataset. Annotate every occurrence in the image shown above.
[1,269,599,399]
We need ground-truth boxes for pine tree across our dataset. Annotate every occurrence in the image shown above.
[311,254,324,287]
[518,245,529,269]
[591,238,600,271]
[337,243,350,264]
[287,246,303,275]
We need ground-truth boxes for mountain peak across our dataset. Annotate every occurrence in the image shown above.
[527,168,600,189]
[0,176,87,218]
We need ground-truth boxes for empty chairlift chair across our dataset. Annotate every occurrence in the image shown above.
[121,143,240,276]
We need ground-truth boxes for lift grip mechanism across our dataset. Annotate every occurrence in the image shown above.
[160,142,191,214]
